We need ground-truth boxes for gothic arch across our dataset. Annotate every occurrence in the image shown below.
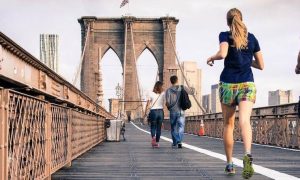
[100,44,123,67]
[79,16,178,118]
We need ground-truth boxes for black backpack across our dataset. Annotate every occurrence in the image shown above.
[180,85,191,110]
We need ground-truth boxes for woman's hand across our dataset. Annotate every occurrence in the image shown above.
[206,42,228,67]
[296,52,300,74]
[296,64,300,74]
[207,57,214,66]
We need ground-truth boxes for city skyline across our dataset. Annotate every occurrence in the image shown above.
[268,89,293,106]
[40,34,59,73]
[1,0,299,109]
[177,61,202,115]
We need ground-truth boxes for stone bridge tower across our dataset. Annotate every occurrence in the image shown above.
[78,16,178,119]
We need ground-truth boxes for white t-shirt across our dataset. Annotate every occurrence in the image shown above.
[148,91,165,110]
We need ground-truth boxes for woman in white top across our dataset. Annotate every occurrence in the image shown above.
[146,81,165,148]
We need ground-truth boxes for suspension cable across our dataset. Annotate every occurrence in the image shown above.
[72,25,91,86]
[166,22,206,114]
[129,22,144,116]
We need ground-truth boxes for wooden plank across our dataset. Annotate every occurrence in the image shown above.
[52,124,274,179]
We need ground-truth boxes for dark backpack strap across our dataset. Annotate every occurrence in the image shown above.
[298,99,300,118]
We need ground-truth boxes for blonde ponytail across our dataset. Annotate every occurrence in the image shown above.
[227,8,248,49]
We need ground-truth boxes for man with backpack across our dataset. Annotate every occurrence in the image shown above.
[165,75,194,148]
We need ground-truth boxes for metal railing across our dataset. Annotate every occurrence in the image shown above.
[164,103,300,149]
[0,89,107,179]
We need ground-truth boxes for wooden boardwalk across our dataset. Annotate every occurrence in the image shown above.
[52,123,300,179]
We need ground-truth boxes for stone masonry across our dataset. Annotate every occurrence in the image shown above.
[78,16,178,118]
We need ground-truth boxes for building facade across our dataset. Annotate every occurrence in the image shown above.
[211,84,221,113]
[202,94,211,113]
[268,90,293,106]
[108,98,121,117]
[40,34,59,73]
[177,61,202,115]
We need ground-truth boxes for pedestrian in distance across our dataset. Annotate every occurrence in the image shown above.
[144,81,165,148]
[165,75,194,149]
[295,50,300,74]
[207,8,264,178]
[127,113,131,122]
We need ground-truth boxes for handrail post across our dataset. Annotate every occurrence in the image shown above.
[45,102,52,179]
[0,89,8,180]
[65,108,72,167]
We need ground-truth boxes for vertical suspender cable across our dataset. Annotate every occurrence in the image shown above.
[122,21,128,116]
[129,22,144,116]
[166,22,206,114]
[73,25,91,86]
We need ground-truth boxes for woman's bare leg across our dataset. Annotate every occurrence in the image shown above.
[238,101,253,154]
[221,103,236,163]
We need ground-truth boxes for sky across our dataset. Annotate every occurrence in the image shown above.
[1,0,299,110]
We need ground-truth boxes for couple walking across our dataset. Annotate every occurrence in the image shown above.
[145,75,194,149]
[146,8,264,179]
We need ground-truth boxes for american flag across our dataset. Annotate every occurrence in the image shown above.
[120,0,129,8]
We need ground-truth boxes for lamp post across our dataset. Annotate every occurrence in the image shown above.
[115,83,123,118]
[115,83,123,99]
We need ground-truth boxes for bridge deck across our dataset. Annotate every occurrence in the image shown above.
[53,123,300,179]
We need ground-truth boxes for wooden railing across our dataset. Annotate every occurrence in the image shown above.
[164,103,300,149]
[0,32,114,180]
[0,89,107,179]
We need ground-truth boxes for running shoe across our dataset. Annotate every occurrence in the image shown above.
[154,143,160,148]
[151,137,156,148]
[224,163,235,175]
[242,154,254,179]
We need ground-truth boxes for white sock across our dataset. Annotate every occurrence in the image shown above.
[245,151,251,155]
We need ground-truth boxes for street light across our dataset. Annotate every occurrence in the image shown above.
[115,83,123,119]
[115,83,123,99]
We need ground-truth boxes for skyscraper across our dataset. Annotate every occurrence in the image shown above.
[202,94,211,113]
[177,61,202,115]
[211,84,221,113]
[40,34,59,73]
[268,90,293,106]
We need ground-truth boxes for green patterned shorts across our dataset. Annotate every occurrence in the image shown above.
[219,81,256,106]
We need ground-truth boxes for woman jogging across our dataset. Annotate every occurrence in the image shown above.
[145,81,165,148]
[207,8,264,179]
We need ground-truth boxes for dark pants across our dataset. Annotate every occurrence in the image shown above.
[149,109,164,142]
[170,111,185,145]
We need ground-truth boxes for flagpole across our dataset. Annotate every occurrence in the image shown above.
[127,1,130,15]
[120,0,130,15]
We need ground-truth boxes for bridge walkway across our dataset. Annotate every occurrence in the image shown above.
[53,123,300,179]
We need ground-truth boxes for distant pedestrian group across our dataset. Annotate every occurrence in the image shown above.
[145,77,193,148]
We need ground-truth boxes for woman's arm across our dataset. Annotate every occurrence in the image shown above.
[207,42,229,66]
[252,51,264,70]
[143,96,151,118]
[143,100,150,118]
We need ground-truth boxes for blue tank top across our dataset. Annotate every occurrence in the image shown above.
[219,31,261,83]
